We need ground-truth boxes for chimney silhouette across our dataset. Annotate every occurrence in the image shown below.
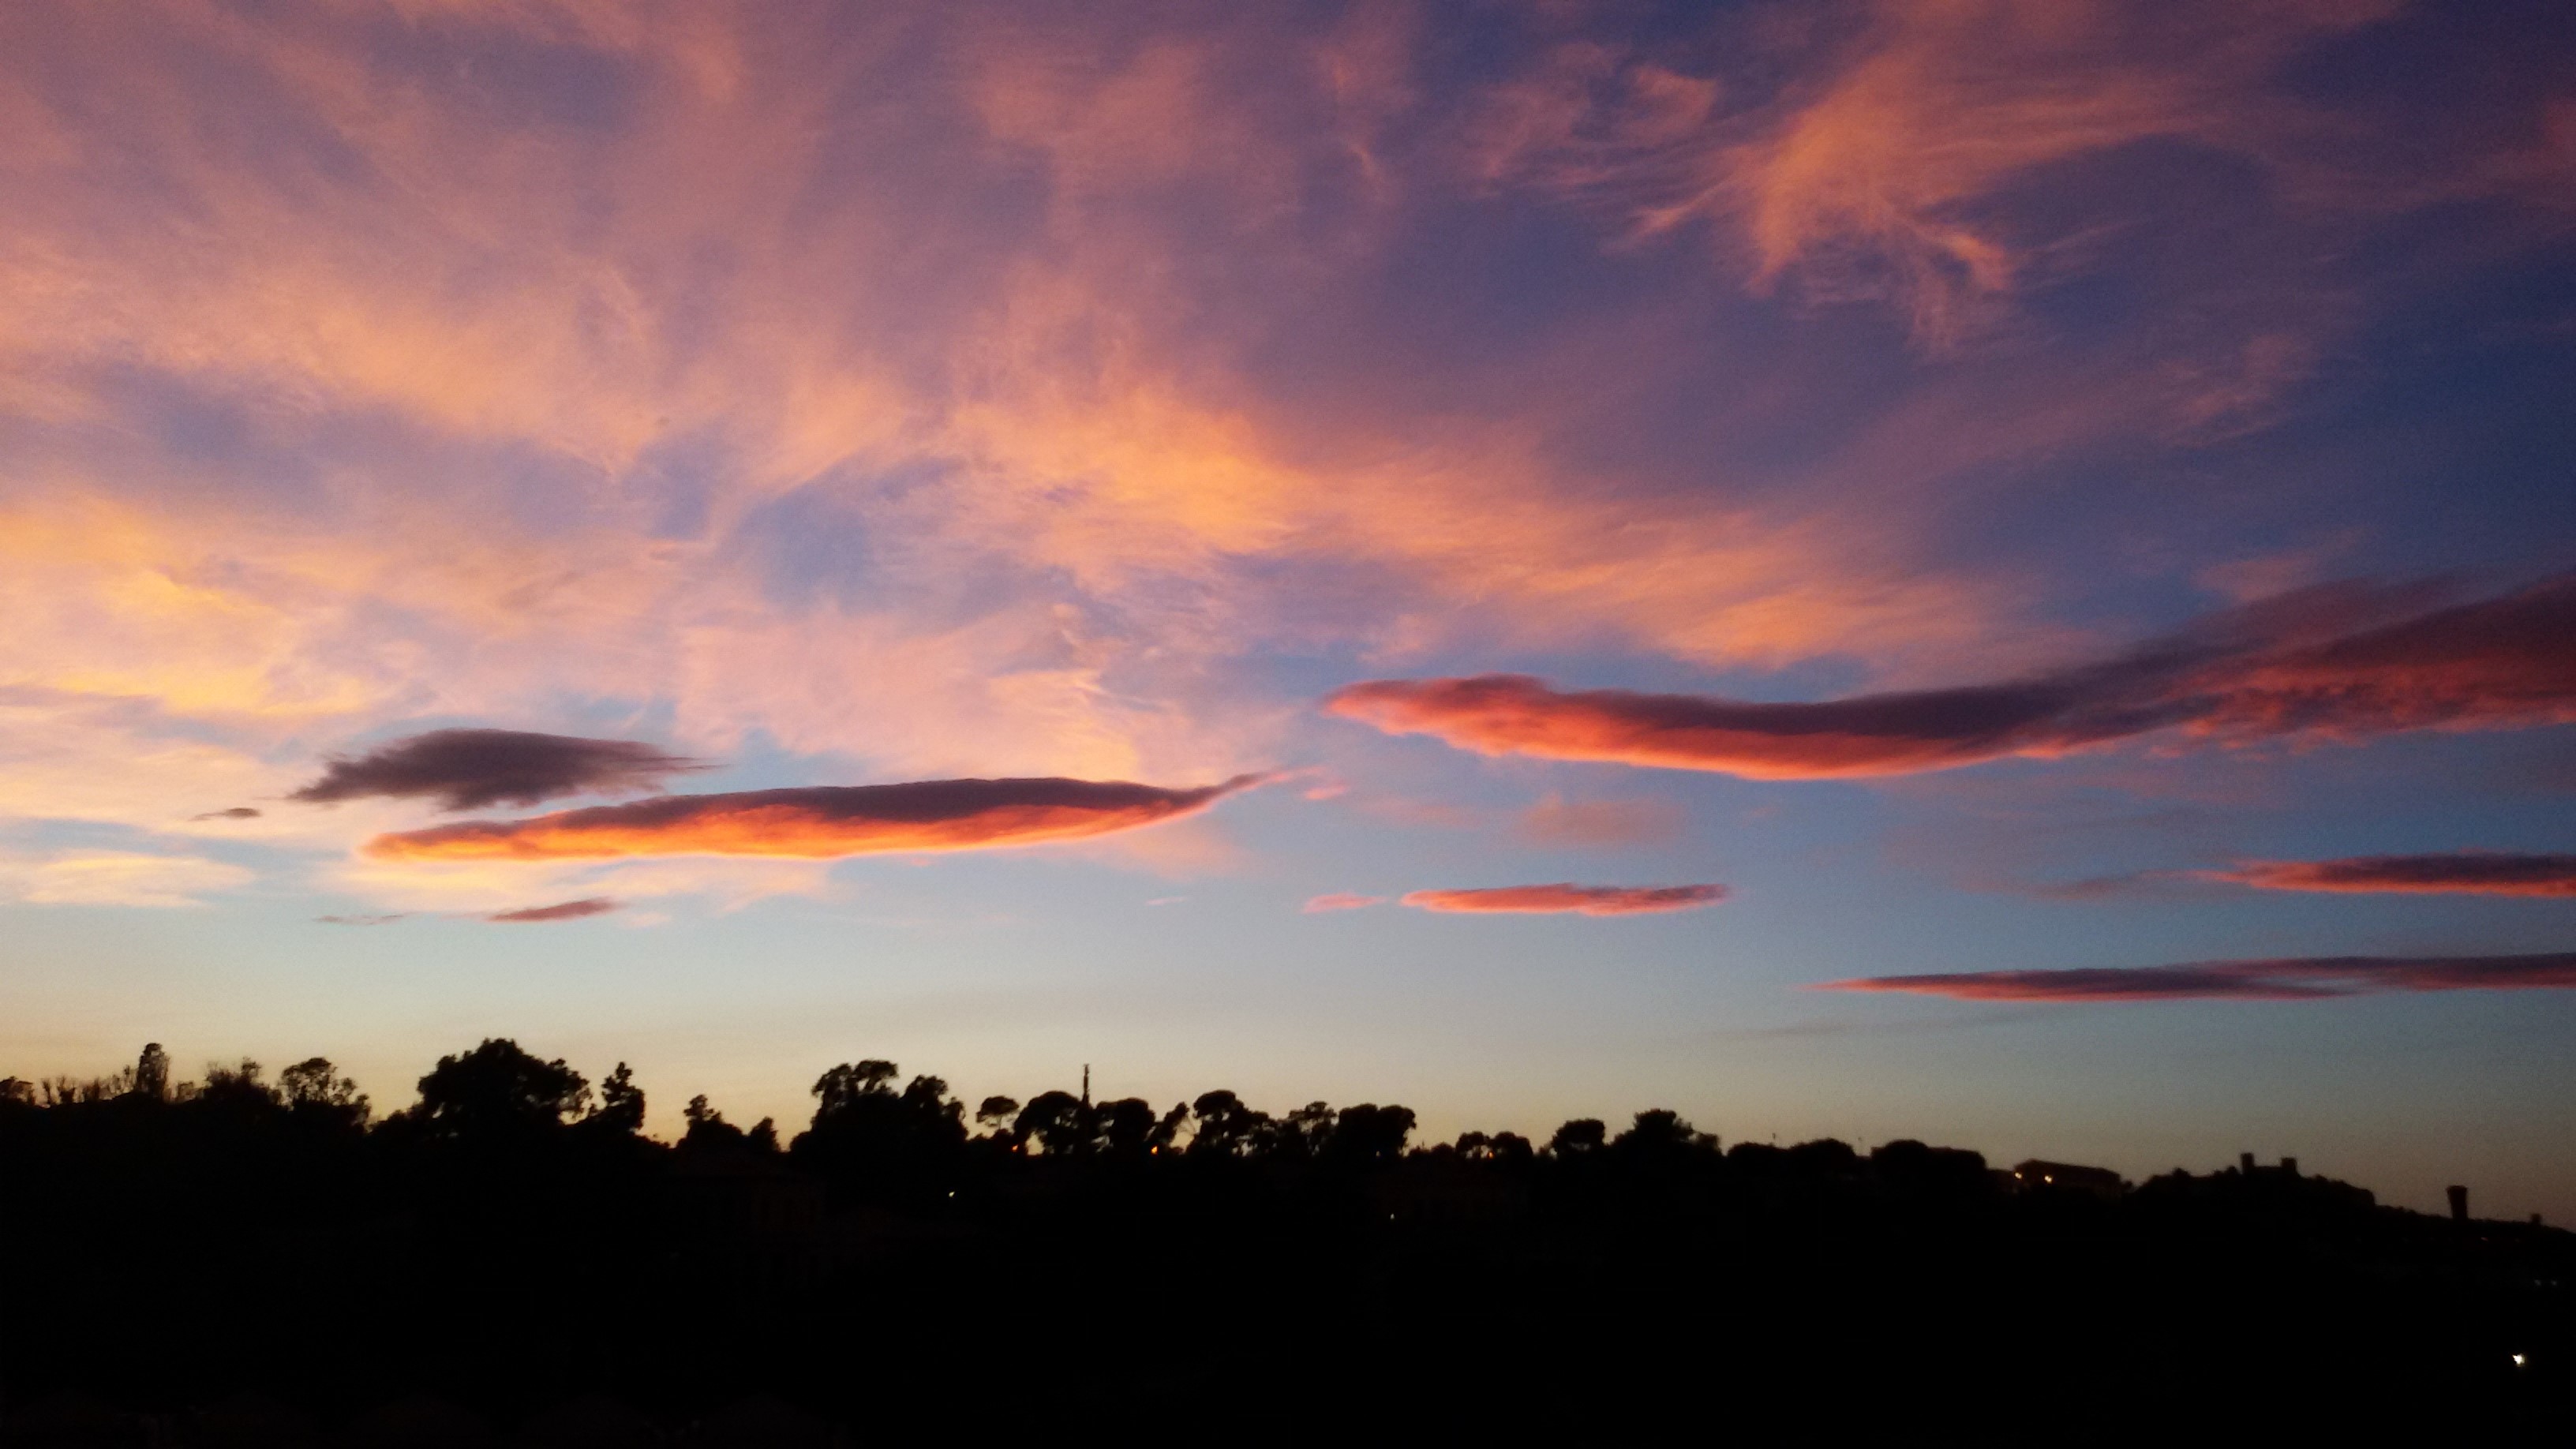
[2239,1151,2256,1174]
[2447,1185,2469,1222]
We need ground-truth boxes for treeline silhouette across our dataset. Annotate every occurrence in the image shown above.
[0,1041,2567,1443]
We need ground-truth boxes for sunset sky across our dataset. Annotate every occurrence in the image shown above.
[4,0,2573,1220]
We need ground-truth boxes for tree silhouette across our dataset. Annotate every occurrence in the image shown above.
[1611,1109,1708,1159]
[588,1061,646,1136]
[0,1036,2561,1438]
[1188,1090,1268,1159]
[1324,1103,1414,1167]
[132,1042,170,1101]
[278,1056,369,1122]
[794,1061,966,1200]
[1093,1097,1159,1159]
[403,1038,590,1142]
[1271,1101,1337,1162]
[1013,1090,1091,1155]
[974,1095,1020,1136]
[1548,1118,1607,1157]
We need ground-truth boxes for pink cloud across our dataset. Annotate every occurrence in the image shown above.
[1399,883,1727,916]
[1474,2,2400,346]
[1329,574,2576,780]
[1516,793,1685,848]
[1302,892,1386,913]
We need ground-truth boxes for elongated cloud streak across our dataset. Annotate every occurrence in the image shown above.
[1,852,256,909]
[1303,892,1386,913]
[1813,953,2576,1002]
[488,897,621,923]
[2201,852,2576,898]
[1327,575,2576,779]
[1400,883,1728,916]
[1517,795,1685,848]
[365,776,1262,861]
[294,730,708,812]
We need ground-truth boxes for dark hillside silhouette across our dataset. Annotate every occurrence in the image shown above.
[0,1043,2567,1443]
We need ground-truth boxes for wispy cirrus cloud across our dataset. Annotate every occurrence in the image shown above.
[1,0,2569,960]
[0,851,253,908]
[487,897,622,923]
[1329,574,2576,780]
[1302,892,1385,913]
[1516,793,1684,848]
[2200,852,2576,898]
[292,729,708,812]
[1399,883,1727,916]
[365,776,1264,862]
[1814,953,2576,1002]
[1472,0,2461,349]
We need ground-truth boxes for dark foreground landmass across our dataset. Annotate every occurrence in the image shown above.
[1,1041,2567,1445]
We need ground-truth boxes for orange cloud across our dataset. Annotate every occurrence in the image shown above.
[1327,671,2100,777]
[0,2,2084,818]
[2199,853,2576,898]
[365,776,1262,862]
[1302,892,1385,913]
[1329,574,2576,779]
[1814,953,2576,1003]
[1399,883,1726,916]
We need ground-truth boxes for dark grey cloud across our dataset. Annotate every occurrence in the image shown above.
[193,807,261,821]
[2204,852,2576,897]
[487,897,622,923]
[291,728,709,812]
[1814,952,2576,1002]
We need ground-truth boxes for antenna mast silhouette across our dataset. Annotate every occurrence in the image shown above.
[1081,1064,1090,1107]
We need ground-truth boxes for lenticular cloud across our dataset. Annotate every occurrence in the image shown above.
[294,729,708,812]
[1399,883,1728,916]
[2200,852,2576,898]
[1327,573,2576,779]
[487,897,623,923]
[1812,952,2576,1002]
[365,775,1263,861]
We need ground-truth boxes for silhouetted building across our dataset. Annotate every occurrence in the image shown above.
[2448,1185,2469,1221]
[2012,1159,2125,1200]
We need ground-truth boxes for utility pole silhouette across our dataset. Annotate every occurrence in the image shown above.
[1081,1064,1090,1107]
